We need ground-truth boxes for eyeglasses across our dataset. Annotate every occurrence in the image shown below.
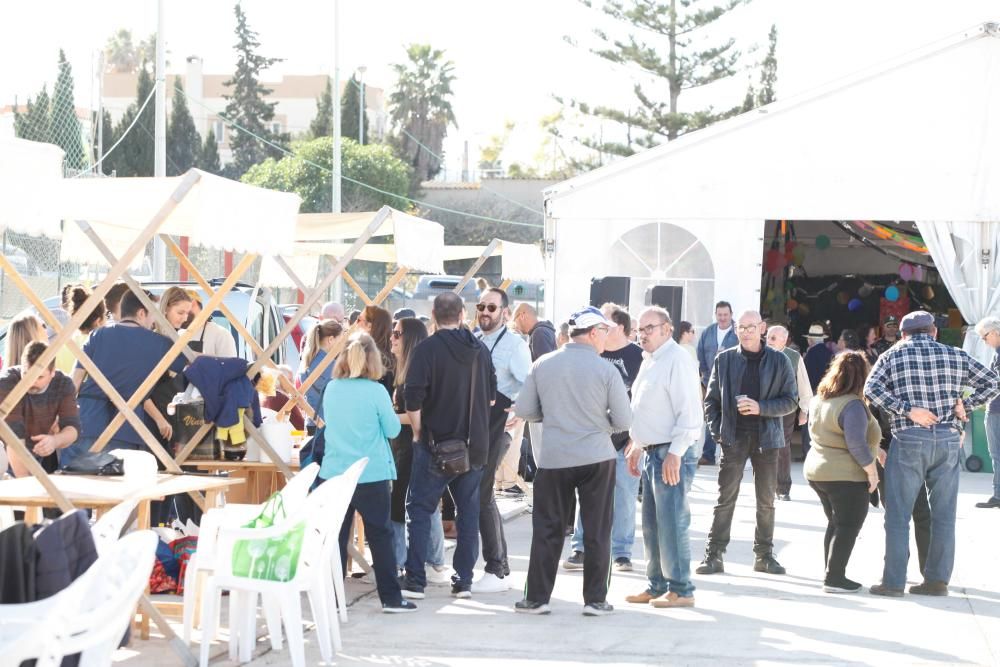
[637,322,667,336]
[737,324,760,333]
[391,330,403,339]
[476,303,499,313]
[594,325,610,334]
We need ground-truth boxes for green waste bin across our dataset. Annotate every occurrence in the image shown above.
[969,407,994,474]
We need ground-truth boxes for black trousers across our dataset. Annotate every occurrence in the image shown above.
[390,427,414,524]
[777,412,796,495]
[338,480,402,606]
[480,393,512,576]
[809,480,870,583]
[525,460,615,605]
[706,431,779,557]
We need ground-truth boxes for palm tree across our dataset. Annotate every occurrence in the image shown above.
[104,28,139,73]
[389,44,457,192]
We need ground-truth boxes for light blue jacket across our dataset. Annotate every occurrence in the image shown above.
[320,378,401,484]
[298,349,333,427]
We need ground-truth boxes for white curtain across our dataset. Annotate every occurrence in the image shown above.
[918,221,1000,365]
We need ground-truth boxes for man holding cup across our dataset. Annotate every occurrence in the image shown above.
[698,310,797,576]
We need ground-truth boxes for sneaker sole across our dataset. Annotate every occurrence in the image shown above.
[472,585,511,594]
[582,607,614,617]
[452,591,472,599]
[401,590,425,600]
[562,563,584,571]
[823,585,861,594]
[382,606,418,613]
[514,605,551,615]
[695,567,723,575]
[615,564,633,572]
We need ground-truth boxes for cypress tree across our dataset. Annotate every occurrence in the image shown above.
[196,129,222,175]
[341,74,368,144]
[166,80,201,175]
[308,78,333,138]
[50,49,86,170]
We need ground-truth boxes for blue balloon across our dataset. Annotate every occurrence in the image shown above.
[885,286,900,302]
[848,298,863,312]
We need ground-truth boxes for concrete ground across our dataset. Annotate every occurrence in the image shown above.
[118,463,1000,666]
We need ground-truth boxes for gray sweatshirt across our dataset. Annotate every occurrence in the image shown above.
[515,342,633,469]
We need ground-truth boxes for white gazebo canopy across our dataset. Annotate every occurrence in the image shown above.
[443,240,546,283]
[0,137,65,238]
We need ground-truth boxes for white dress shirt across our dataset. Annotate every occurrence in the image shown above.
[629,339,705,457]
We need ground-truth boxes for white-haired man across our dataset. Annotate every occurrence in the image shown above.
[974,316,1000,509]
[766,325,813,501]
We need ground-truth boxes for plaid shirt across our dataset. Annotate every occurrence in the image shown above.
[864,334,1000,433]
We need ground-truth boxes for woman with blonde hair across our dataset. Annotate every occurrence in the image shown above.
[322,332,413,613]
[804,350,881,594]
[3,313,46,371]
[297,319,344,432]
[144,287,195,444]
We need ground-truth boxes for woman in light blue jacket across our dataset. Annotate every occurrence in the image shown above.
[322,332,413,613]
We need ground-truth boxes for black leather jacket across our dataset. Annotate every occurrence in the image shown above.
[704,345,797,450]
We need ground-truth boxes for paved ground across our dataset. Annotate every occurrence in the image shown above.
[120,463,1000,666]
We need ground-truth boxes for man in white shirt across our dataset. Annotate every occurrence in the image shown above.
[624,307,704,608]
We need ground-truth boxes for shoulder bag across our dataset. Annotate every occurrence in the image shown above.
[428,356,478,477]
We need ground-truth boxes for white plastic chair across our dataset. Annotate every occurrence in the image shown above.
[0,530,158,667]
[91,496,141,555]
[182,462,320,646]
[198,458,367,667]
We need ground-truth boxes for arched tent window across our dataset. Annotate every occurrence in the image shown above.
[606,222,715,327]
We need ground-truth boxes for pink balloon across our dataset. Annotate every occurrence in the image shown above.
[899,263,914,281]
[913,265,924,281]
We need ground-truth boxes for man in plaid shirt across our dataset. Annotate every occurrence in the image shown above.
[864,311,999,598]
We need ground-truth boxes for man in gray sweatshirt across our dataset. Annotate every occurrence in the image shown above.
[513,306,633,616]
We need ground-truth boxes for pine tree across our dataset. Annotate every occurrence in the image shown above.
[308,78,333,138]
[756,24,778,106]
[13,86,51,143]
[50,50,86,170]
[196,129,222,175]
[341,74,368,144]
[91,109,114,175]
[222,3,287,178]
[108,65,155,177]
[166,80,201,175]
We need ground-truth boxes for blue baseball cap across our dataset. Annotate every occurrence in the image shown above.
[568,306,615,330]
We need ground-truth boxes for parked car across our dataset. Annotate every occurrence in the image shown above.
[0,280,298,370]
[278,304,319,354]
[407,275,482,317]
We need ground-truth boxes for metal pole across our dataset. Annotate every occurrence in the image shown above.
[152,0,167,280]
[96,52,104,171]
[358,65,366,145]
[332,0,343,302]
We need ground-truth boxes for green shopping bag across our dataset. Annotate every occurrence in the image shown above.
[231,491,306,582]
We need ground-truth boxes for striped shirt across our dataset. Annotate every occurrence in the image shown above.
[864,334,999,433]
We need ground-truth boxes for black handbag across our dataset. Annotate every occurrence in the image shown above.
[428,356,478,477]
[60,451,125,476]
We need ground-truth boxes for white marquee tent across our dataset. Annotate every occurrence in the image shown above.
[544,22,1000,362]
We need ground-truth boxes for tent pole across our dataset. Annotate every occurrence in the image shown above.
[373,266,409,306]
[341,269,374,306]
[455,239,500,293]
[498,278,512,292]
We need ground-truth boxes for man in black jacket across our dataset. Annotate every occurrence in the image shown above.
[513,303,557,362]
[401,292,496,599]
[698,310,797,576]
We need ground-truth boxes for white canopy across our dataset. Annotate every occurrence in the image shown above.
[0,138,65,238]
[258,207,445,288]
[544,23,1000,330]
[54,169,301,265]
[442,241,546,282]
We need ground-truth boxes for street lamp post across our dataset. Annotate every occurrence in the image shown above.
[357,65,366,145]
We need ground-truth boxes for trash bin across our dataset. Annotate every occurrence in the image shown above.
[968,407,994,474]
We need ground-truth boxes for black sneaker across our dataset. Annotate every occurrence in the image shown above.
[562,551,584,570]
[753,555,786,575]
[514,599,551,615]
[696,554,724,575]
[777,493,791,501]
[823,577,862,594]
[614,557,633,572]
[398,575,425,600]
[499,484,525,496]
[582,601,614,616]
[382,600,418,613]
[975,496,1000,509]
[451,582,472,599]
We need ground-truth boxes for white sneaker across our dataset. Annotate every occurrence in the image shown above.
[471,572,511,594]
[426,564,453,585]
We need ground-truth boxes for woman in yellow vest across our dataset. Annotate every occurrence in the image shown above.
[805,350,881,594]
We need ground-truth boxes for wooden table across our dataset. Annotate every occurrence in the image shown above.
[0,472,244,642]
[190,460,298,505]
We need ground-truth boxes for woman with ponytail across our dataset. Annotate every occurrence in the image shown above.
[297,319,344,432]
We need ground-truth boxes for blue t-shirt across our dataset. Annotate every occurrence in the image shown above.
[77,323,187,445]
[320,377,401,484]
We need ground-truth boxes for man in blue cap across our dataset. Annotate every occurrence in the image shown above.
[513,306,632,616]
[865,310,999,597]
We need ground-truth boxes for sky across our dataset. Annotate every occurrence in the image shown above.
[1,0,997,178]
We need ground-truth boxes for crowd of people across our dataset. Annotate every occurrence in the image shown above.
[3,278,1000,618]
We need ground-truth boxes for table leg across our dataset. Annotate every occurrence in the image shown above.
[137,499,152,639]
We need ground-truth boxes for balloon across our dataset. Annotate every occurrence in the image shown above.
[792,245,807,265]
[816,235,831,250]
[899,263,914,281]
[923,285,935,300]
[797,303,811,316]
[786,298,798,311]
[858,283,873,297]
[765,249,787,275]
[885,286,900,301]
[837,291,850,305]
[913,265,925,281]
[848,298,863,312]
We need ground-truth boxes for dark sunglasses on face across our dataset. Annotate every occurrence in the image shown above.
[476,303,499,313]
[391,330,403,339]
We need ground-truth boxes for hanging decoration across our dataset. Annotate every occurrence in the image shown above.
[816,235,831,250]
[851,220,929,254]
[885,285,900,301]
[848,298,863,312]
[858,283,874,297]
[923,285,935,300]
[899,263,915,280]
[832,221,936,269]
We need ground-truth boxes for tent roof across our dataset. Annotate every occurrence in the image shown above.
[442,241,546,282]
[545,22,1000,223]
[0,138,65,238]
[57,170,301,263]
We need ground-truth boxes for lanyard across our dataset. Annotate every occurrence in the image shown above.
[487,327,507,355]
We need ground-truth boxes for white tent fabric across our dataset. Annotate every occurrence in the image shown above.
[56,169,301,265]
[442,241,546,282]
[543,24,1000,325]
[0,138,65,238]
[257,207,445,288]
[918,221,1000,364]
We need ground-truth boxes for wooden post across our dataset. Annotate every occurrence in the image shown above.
[373,266,409,306]
[455,239,500,293]
[341,269,373,306]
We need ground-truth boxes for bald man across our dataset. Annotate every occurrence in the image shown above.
[699,311,797,576]
[766,325,814,500]
[321,301,346,324]
[513,303,556,362]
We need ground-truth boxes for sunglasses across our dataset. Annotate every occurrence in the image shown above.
[476,303,500,313]
[391,330,403,339]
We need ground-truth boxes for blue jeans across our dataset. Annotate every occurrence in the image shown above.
[404,441,483,588]
[571,448,639,559]
[392,508,445,569]
[642,445,698,597]
[987,413,1000,499]
[882,426,960,588]
[58,436,141,469]
[701,425,717,463]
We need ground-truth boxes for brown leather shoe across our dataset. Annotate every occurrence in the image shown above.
[910,581,948,596]
[650,592,695,608]
[625,590,662,604]
[869,584,904,597]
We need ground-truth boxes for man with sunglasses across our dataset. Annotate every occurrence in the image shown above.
[514,306,632,616]
[698,310,797,577]
[472,288,532,593]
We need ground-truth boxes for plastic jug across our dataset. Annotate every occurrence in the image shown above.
[259,418,295,463]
